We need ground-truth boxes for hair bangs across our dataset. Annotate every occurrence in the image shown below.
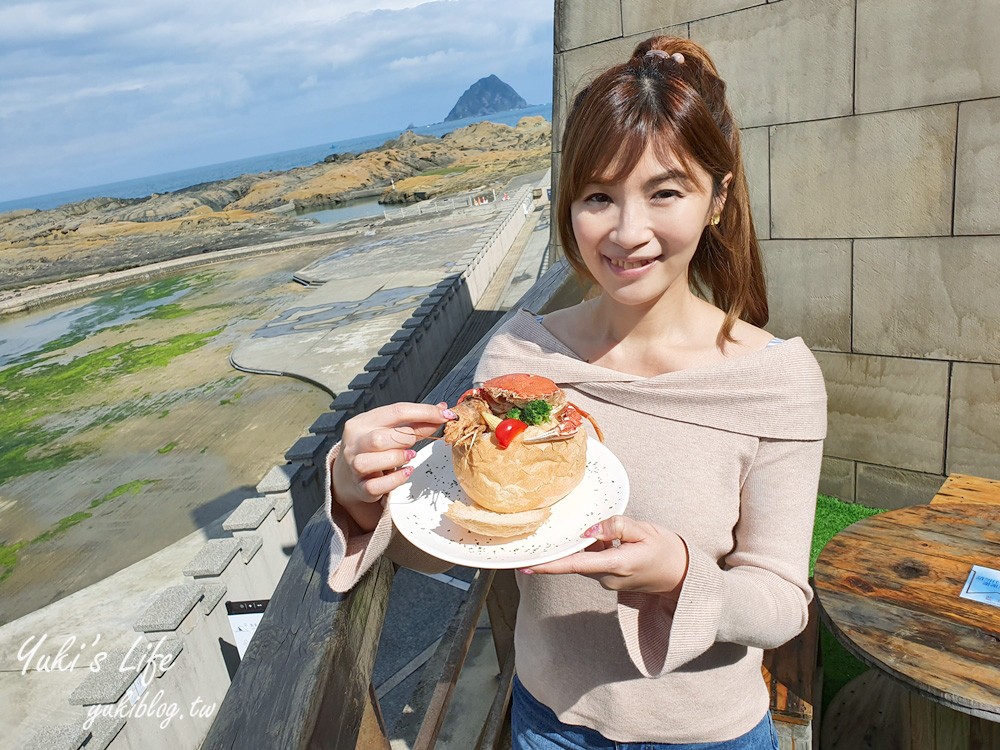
[571,80,698,193]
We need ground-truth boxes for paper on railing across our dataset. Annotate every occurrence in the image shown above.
[960,565,1000,609]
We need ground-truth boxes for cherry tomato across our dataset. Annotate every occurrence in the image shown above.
[494,418,527,449]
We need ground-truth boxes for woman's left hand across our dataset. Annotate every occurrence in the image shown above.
[519,515,689,595]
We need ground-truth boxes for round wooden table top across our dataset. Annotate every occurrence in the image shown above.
[814,501,1000,723]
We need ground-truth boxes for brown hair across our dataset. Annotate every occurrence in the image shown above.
[556,36,767,342]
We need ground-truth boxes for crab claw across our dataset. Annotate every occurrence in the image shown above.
[572,403,605,443]
[521,427,574,444]
[521,403,604,444]
[457,384,483,404]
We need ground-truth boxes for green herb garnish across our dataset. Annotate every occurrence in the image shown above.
[506,399,552,426]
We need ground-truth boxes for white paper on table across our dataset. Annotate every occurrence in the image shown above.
[959,565,1000,609]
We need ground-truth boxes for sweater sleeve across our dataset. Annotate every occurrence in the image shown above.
[617,436,823,677]
[323,442,453,593]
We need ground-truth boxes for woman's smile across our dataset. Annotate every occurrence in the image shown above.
[571,143,723,309]
[605,255,660,274]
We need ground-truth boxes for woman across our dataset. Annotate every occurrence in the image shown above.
[325,35,826,749]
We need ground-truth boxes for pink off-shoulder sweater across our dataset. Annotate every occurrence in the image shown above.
[323,309,827,744]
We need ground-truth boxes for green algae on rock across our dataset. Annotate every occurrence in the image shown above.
[0,329,222,484]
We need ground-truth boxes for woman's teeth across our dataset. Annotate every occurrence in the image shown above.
[609,258,654,270]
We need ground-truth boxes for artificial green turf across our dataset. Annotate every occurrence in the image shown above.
[810,494,884,574]
[810,493,886,710]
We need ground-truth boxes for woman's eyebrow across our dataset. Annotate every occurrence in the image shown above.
[645,169,691,188]
[586,168,692,188]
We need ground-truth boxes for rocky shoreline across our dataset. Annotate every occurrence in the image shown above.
[0,117,551,291]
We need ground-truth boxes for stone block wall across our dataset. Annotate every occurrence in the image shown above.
[553,0,1000,508]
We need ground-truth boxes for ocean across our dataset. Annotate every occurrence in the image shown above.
[0,104,552,215]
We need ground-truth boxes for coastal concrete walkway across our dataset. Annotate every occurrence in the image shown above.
[229,207,503,395]
[0,222,364,317]
[0,170,553,749]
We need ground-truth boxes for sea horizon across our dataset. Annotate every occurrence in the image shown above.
[0,103,552,215]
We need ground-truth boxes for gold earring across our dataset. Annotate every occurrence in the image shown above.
[710,214,721,226]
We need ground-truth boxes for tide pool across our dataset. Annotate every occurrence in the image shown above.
[297,196,386,225]
[0,276,204,369]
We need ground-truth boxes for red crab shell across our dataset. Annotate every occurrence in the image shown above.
[459,373,568,413]
[482,373,560,401]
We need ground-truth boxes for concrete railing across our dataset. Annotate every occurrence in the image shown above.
[382,194,496,221]
[22,461,318,750]
[198,259,581,750]
[22,184,536,750]
[328,184,533,417]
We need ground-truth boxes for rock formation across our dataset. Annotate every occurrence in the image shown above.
[445,75,528,121]
[0,118,551,291]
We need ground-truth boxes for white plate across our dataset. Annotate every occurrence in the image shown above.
[387,437,629,569]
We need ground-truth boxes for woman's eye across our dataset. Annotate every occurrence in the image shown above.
[653,189,681,200]
[583,192,611,204]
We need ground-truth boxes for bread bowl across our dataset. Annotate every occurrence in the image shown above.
[442,374,603,537]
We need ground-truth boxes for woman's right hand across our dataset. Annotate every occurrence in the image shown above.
[332,401,456,531]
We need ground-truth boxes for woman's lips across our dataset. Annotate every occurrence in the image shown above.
[605,255,658,275]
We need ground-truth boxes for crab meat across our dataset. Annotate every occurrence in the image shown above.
[443,397,488,447]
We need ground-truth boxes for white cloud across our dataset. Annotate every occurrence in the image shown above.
[387,49,460,72]
[0,78,149,117]
[0,0,554,202]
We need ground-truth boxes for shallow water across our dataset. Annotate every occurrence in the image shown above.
[0,278,196,368]
[298,196,386,225]
[0,244,341,623]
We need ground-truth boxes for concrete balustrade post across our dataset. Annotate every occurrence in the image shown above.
[183,538,257,605]
[223,498,284,593]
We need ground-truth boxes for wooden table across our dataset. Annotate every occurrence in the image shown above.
[814,502,1000,749]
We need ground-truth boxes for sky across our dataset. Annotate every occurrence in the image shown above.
[0,0,555,202]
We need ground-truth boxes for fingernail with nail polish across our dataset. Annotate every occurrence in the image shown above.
[442,409,457,419]
[405,449,417,460]
[518,568,534,575]
[403,466,414,477]
[583,523,601,538]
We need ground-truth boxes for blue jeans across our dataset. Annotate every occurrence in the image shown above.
[511,675,779,750]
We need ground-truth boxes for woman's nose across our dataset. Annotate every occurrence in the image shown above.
[608,200,653,249]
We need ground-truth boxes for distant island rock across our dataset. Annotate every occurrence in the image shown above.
[445,75,528,122]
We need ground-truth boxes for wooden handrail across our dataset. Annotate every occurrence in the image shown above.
[402,570,495,750]
[476,649,516,750]
[397,569,520,750]
[202,260,582,750]
[200,512,395,749]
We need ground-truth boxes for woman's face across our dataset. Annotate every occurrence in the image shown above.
[570,143,725,309]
